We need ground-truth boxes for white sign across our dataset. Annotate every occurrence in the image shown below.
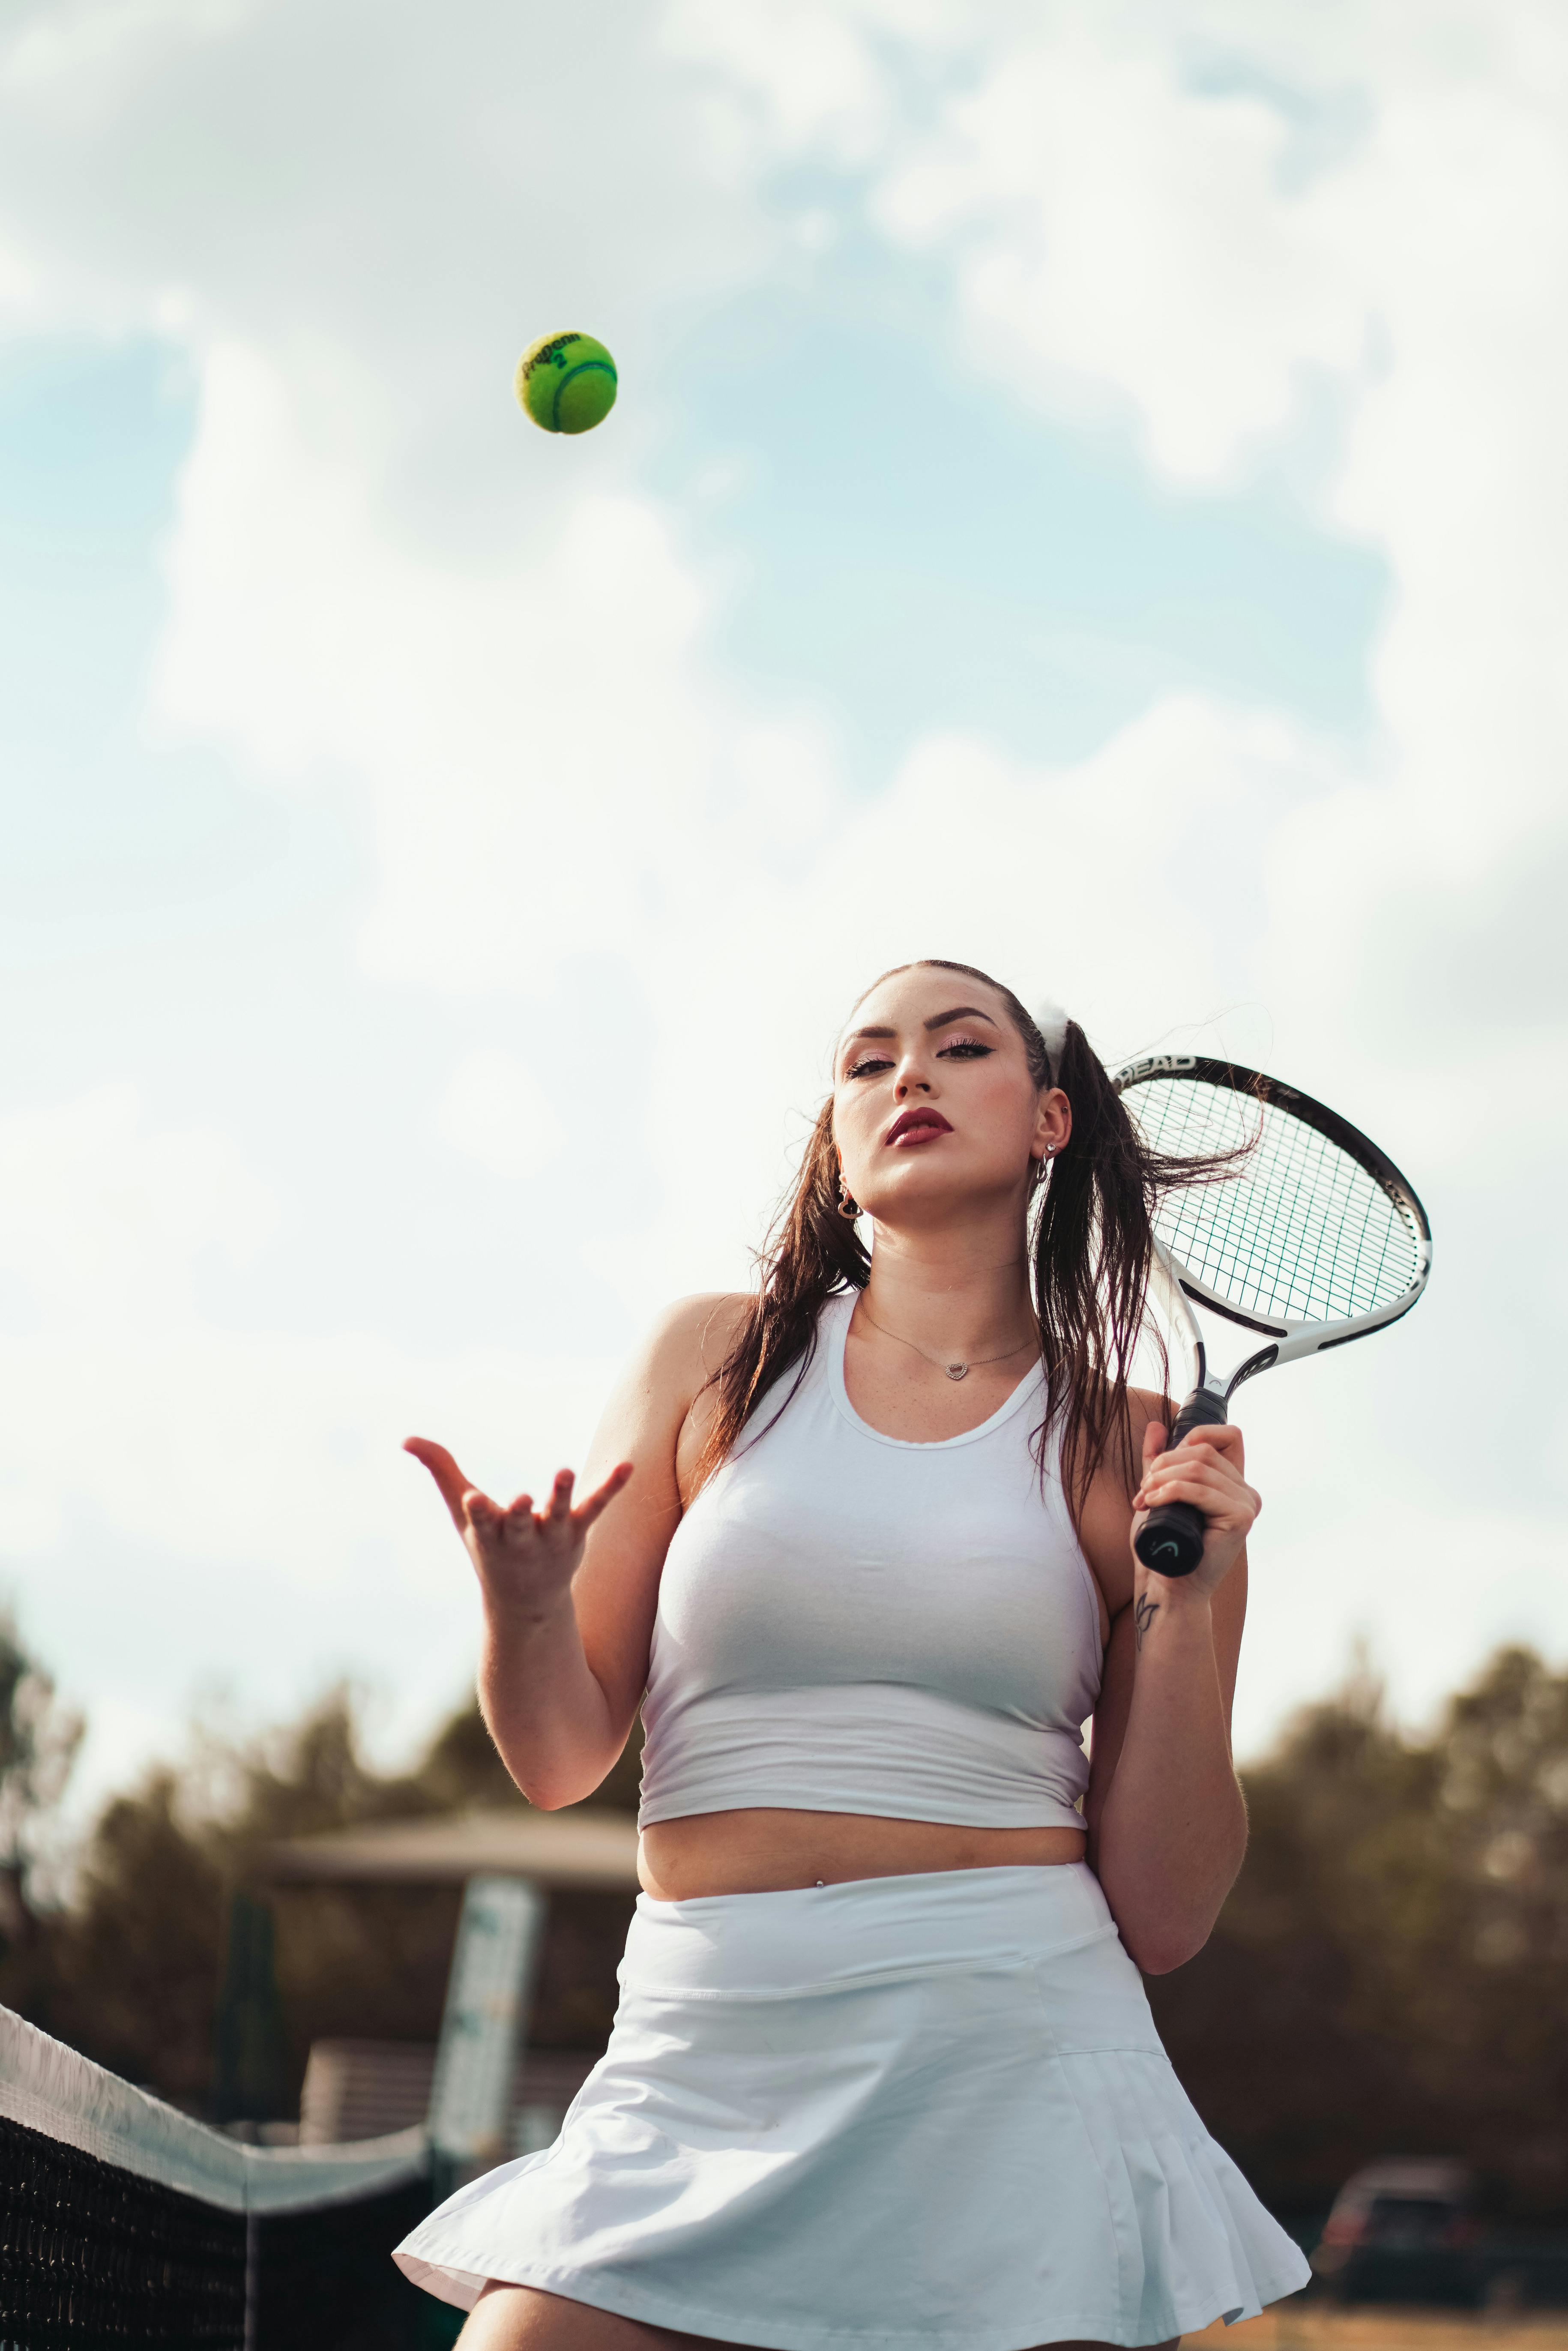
[428,1873,547,2167]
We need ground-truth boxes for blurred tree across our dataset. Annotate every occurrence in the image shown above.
[1411,1646,1568,2210]
[31,1634,1568,2209]
[0,1609,82,1956]
[1151,1644,1568,2222]
[7,1682,639,2114]
[38,1766,229,2099]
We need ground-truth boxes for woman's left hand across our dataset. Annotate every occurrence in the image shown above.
[1130,1420,1260,1595]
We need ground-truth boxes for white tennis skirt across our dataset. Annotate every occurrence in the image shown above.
[395,1864,1308,2349]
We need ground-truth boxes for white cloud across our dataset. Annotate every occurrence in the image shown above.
[0,1320,611,1599]
[438,1050,566,1181]
[0,1317,621,1810]
[873,36,1372,488]
[1233,1494,1568,1761]
[646,0,1568,1744]
[580,693,1342,1326]
[661,0,963,168]
[3,0,251,115]
[667,0,1568,1258]
[0,0,1565,1795]
[0,1092,618,1806]
[152,339,733,992]
[0,1084,275,1332]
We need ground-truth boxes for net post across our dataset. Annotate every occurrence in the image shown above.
[213,1888,289,2128]
[244,2208,260,2351]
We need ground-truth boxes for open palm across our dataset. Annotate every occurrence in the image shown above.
[404,1439,633,1617]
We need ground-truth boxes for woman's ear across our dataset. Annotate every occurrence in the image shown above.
[1034,1087,1071,1162]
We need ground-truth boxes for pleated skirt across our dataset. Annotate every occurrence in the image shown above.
[394,1864,1308,2349]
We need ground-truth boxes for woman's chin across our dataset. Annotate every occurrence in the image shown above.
[863,1168,1017,1224]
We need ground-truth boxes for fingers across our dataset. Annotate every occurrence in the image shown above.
[1136,1447,1234,1498]
[572,1460,634,1530]
[405,1437,488,1532]
[464,1487,514,1539]
[1134,1449,1259,1523]
[1173,1423,1245,1477]
[409,1448,633,1560]
[1137,1436,1239,1491]
[403,1439,537,1549]
[1130,1419,1245,1509]
[511,1462,635,1538]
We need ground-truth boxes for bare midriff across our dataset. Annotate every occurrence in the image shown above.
[637,1809,1088,1901]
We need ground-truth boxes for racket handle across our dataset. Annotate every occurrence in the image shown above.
[1133,1387,1229,1579]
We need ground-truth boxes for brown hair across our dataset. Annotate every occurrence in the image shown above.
[694,959,1227,1514]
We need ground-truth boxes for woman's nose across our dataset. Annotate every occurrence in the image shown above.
[894,1060,932,1098]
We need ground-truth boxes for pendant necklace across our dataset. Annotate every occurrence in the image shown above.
[858,1300,1039,1383]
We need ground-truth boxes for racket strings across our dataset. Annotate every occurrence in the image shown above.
[1128,1080,1422,1325]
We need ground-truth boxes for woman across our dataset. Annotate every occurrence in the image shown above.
[395,959,1310,2351]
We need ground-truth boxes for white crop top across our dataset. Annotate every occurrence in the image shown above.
[638,1289,1105,1831]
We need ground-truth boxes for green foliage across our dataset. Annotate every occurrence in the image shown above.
[0,1611,83,1872]
[1151,1644,1568,2220]
[0,1609,83,1974]
[14,1632,1568,2210]
[3,1685,639,2114]
[41,1767,229,2097]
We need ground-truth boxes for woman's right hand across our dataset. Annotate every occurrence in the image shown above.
[404,1439,634,1623]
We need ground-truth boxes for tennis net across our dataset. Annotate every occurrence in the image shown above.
[0,2004,437,2349]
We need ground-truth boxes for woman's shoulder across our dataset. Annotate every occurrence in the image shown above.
[1123,1381,1173,1446]
[1068,1377,1170,1483]
[648,1290,752,1357]
[590,1294,754,1470]
[634,1291,753,1408]
[1086,1382,1170,1499]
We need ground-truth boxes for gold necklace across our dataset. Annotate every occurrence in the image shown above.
[857,1300,1040,1384]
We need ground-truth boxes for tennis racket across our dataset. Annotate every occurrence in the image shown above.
[1111,1054,1433,1578]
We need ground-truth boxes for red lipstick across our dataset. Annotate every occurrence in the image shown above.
[884,1109,953,1147]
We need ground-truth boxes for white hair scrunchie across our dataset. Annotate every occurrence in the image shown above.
[1033,1000,1071,1073]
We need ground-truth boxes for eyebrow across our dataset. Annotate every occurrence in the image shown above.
[843,1006,1000,1046]
[922,1005,998,1032]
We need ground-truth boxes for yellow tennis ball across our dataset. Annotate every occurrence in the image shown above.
[514,331,618,435]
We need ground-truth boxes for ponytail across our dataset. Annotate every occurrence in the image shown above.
[693,960,1232,1511]
[1031,1011,1169,1508]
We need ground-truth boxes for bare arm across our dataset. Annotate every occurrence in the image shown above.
[1078,1399,1256,1974]
[406,1292,746,1810]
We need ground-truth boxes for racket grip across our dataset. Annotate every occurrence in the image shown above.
[1133,1387,1229,1579]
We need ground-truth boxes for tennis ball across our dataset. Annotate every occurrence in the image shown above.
[515,330,618,435]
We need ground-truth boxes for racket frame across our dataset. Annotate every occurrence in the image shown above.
[1113,1053,1433,1573]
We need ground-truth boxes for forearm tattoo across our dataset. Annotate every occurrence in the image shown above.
[1134,1593,1160,1653]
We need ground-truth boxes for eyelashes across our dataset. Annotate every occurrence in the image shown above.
[844,1036,995,1080]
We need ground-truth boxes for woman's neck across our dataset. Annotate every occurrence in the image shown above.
[859,1227,1035,1359]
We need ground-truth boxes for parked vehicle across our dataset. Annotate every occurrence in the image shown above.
[1312,2160,1480,2305]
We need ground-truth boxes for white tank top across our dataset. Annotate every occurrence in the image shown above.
[638,1289,1104,1831]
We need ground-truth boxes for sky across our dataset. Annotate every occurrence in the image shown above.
[0,0,1564,1813]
